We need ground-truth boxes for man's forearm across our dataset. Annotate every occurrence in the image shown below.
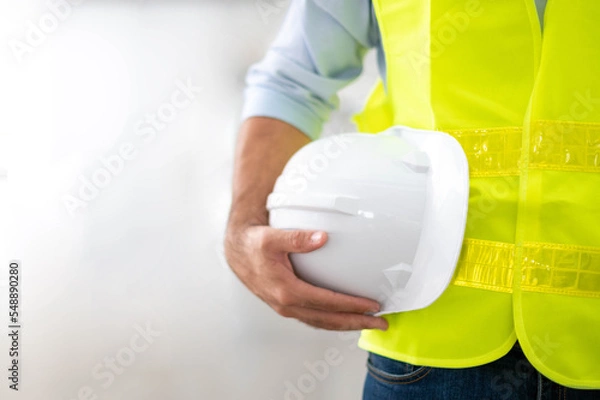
[227,117,311,230]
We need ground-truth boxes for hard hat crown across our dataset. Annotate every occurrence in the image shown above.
[268,126,469,314]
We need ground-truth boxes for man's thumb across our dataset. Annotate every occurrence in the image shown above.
[277,230,327,253]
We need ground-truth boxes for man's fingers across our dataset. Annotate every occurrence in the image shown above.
[262,228,327,253]
[276,306,388,331]
[284,278,382,314]
[256,226,383,315]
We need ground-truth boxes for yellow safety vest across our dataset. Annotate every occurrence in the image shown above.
[354,0,600,389]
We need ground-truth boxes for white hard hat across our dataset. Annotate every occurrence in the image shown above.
[266,125,469,315]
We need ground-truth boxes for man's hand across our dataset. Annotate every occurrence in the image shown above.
[225,117,388,331]
[225,224,389,331]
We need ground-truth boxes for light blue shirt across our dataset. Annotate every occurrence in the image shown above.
[242,0,548,140]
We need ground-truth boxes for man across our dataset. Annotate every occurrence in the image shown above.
[224,0,600,398]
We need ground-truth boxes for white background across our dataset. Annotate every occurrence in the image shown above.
[0,1,379,399]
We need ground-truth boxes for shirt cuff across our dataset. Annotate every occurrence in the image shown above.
[241,86,325,141]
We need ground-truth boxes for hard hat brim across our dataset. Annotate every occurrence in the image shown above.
[376,126,470,315]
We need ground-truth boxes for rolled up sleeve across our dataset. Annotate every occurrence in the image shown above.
[241,0,379,140]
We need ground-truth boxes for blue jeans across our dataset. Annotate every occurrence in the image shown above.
[363,343,599,399]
